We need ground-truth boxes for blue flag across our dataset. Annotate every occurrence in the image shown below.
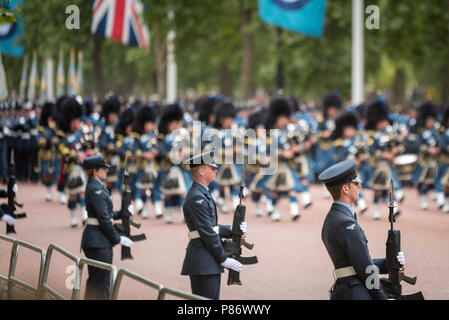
[0,0,24,57]
[258,0,327,38]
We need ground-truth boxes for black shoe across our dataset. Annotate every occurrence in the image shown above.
[292,215,300,221]
[303,202,312,209]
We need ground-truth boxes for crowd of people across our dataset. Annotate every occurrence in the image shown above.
[0,91,448,228]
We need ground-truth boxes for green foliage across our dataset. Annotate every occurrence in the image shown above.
[3,0,449,104]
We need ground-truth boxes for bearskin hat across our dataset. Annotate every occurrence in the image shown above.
[57,98,82,132]
[417,101,439,128]
[213,101,237,129]
[82,99,94,117]
[132,105,158,135]
[195,96,217,124]
[247,110,266,130]
[101,97,121,123]
[441,104,449,128]
[39,102,56,127]
[158,103,184,135]
[330,111,359,140]
[115,107,135,137]
[364,99,390,131]
[322,91,343,118]
[265,98,292,130]
[288,97,300,113]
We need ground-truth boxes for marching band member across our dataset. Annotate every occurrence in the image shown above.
[97,97,121,193]
[157,103,192,224]
[412,101,440,210]
[364,99,403,220]
[56,97,93,227]
[36,102,58,201]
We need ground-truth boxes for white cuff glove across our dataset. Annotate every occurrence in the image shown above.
[128,204,134,215]
[120,236,133,247]
[13,184,18,194]
[240,222,247,234]
[397,251,405,267]
[1,214,16,226]
[220,258,243,272]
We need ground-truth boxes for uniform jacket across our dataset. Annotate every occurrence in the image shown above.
[321,202,388,300]
[181,181,232,276]
[81,178,122,249]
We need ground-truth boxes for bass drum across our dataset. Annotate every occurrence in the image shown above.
[393,154,418,182]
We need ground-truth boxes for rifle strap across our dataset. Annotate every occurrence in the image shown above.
[188,226,219,240]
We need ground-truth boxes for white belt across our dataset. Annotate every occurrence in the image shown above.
[86,217,113,226]
[333,266,356,280]
[188,226,219,240]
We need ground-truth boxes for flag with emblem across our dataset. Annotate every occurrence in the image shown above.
[91,0,150,50]
[56,49,65,97]
[0,53,8,100]
[27,51,38,101]
[0,0,24,57]
[258,0,328,38]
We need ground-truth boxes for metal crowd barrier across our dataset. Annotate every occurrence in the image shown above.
[40,243,81,300]
[77,257,117,300]
[0,234,46,300]
[158,286,208,300]
[111,268,163,300]
[0,235,206,300]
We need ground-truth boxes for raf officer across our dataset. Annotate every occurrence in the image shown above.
[81,154,134,300]
[181,150,247,300]
[319,159,406,300]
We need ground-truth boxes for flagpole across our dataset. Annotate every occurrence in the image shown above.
[351,0,364,105]
[166,10,177,103]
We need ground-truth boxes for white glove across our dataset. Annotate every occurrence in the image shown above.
[120,236,133,247]
[1,214,16,226]
[13,184,18,194]
[128,204,134,215]
[397,251,405,267]
[220,258,243,272]
[240,222,247,234]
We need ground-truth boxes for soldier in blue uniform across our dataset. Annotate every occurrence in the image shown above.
[330,111,368,213]
[0,102,8,183]
[36,102,58,201]
[411,101,440,210]
[132,104,159,219]
[81,154,134,300]
[319,159,405,300]
[314,92,343,182]
[364,99,404,219]
[97,97,121,193]
[438,104,449,213]
[181,150,246,300]
[114,107,135,195]
[157,104,192,223]
[56,98,92,227]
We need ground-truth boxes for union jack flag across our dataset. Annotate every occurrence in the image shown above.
[91,0,150,50]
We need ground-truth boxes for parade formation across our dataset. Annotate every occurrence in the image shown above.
[1,92,448,300]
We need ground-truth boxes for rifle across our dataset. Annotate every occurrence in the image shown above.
[379,180,424,300]
[114,155,147,260]
[223,164,258,285]
[3,151,27,234]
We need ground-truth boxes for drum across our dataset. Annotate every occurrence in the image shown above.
[393,154,418,182]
